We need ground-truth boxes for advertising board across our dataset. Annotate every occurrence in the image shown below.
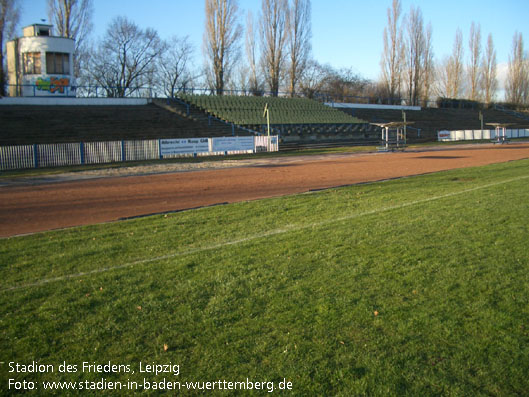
[160,138,210,156]
[211,137,255,152]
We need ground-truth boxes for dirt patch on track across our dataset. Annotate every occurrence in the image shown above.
[2,143,529,237]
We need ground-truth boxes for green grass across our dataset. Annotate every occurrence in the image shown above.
[1,159,529,395]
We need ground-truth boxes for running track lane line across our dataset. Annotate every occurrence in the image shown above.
[2,174,528,293]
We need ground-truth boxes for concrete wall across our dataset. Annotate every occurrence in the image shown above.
[0,97,151,106]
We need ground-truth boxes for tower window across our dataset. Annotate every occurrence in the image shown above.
[46,52,70,75]
[37,27,50,36]
[23,52,41,74]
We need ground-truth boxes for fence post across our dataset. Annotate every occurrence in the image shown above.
[80,142,85,165]
[33,144,39,168]
[121,140,126,162]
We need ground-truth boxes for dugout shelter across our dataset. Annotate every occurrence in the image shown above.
[372,121,413,152]
[487,123,513,144]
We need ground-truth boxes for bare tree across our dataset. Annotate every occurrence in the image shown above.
[287,0,311,97]
[203,0,242,95]
[467,22,481,101]
[451,29,465,98]
[435,57,452,98]
[233,63,249,94]
[88,16,164,97]
[403,5,425,106]
[437,29,464,99]
[47,0,93,79]
[245,11,262,95]
[0,0,20,96]
[505,32,528,105]
[48,0,92,48]
[380,0,403,104]
[156,36,194,97]
[260,0,289,96]
[481,33,497,104]
[422,22,435,105]
[298,59,319,98]
[312,65,372,102]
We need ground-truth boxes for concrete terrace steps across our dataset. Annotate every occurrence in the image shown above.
[0,103,253,145]
[177,94,363,125]
[339,107,529,138]
[152,98,256,137]
[169,95,370,142]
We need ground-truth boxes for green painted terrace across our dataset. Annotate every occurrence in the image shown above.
[177,94,366,125]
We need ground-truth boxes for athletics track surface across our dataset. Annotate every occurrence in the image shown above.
[1,143,529,237]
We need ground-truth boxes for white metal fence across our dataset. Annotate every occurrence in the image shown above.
[0,136,279,171]
[0,145,35,170]
[438,129,529,141]
[254,136,279,152]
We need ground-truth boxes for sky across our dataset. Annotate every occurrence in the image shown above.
[16,0,529,84]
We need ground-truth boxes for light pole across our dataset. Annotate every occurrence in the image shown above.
[263,103,271,151]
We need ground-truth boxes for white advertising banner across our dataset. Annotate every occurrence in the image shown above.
[438,131,452,141]
[455,130,465,141]
[160,138,210,156]
[435,129,524,141]
[212,136,255,152]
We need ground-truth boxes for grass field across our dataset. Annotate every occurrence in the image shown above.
[1,159,529,395]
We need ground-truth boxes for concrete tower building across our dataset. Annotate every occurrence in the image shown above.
[6,24,75,97]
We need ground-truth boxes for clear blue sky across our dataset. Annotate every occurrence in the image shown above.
[17,0,529,82]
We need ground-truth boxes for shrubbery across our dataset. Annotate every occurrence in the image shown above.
[436,97,482,109]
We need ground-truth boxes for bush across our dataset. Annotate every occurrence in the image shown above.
[436,97,482,109]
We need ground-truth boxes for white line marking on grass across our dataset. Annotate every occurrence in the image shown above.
[3,174,529,292]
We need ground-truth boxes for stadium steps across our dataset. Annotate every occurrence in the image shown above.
[0,103,252,146]
[152,98,256,137]
[493,105,529,122]
[172,94,368,140]
[337,107,529,141]
[176,94,365,125]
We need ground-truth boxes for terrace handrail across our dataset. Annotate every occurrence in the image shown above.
[10,83,529,112]
[4,83,420,106]
[165,97,260,136]
[494,104,529,122]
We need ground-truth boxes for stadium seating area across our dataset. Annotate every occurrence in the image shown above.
[0,103,252,145]
[339,106,529,141]
[177,94,364,125]
[3,97,529,148]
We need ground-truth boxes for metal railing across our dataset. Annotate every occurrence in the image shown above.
[3,83,435,107]
[162,97,260,136]
[8,83,528,111]
[494,104,529,122]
